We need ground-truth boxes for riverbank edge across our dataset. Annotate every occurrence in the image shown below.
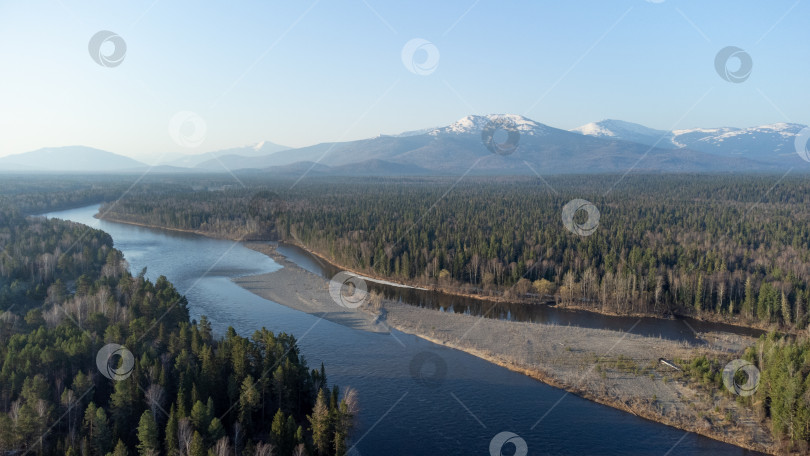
[97,214,773,454]
[258,242,773,454]
[96,213,775,335]
[401,330,770,455]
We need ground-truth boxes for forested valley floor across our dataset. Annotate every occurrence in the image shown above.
[100,175,810,332]
[7,174,810,453]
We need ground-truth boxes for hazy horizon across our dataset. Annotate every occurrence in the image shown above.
[1,1,808,163]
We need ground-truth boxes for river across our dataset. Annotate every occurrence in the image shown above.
[45,205,760,455]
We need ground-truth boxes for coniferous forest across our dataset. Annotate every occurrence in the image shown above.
[0,179,357,455]
[7,174,810,450]
[98,174,810,330]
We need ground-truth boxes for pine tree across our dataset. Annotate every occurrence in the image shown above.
[782,291,792,326]
[190,400,210,432]
[796,292,806,329]
[271,409,293,454]
[164,405,178,456]
[205,417,223,443]
[136,410,159,456]
[743,277,755,318]
[92,407,111,456]
[308,389,330,455]
[111,439,128,456]
[188,431,206,456]
[334,431,347,456]
[238,376,259,429]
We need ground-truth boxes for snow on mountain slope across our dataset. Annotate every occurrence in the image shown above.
[573,120,808,161]
[571,119,676,148]
[431,114,550,136]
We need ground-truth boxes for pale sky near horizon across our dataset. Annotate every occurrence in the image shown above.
[0,0,808,163]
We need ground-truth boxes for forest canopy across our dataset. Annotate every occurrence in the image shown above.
[97,174,810,330]
[0,180,357,455]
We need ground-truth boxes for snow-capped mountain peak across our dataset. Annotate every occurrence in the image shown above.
[431,114,549,136]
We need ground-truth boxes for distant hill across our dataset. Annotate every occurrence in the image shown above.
[174,141,290,169]
[240,159,433,177]
[0,146,146,172]
[572,119,808,165]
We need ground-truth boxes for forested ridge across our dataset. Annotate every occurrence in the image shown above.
[0,185,356,455]
[98,174,810,330]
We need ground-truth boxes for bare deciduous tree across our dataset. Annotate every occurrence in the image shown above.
[144,384,165,423]
[178,418,193,456]
[212,436,233,456]
[254,442,275,456]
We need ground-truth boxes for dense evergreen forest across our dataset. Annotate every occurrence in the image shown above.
[0,182,356,455]
[98,174,810,330]
[6,173,810,450]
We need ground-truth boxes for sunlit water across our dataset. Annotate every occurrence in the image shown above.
[44,205,759,455]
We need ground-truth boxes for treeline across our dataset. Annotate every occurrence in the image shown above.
[0,197,356,455]
[97,174,810,329]
[682,332,810,454]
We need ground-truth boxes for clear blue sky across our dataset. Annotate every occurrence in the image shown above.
[0,0,807,162]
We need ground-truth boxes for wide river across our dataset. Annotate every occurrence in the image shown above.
[46,205,760,456]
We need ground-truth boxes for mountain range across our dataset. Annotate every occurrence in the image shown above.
[573,119,805,163]
[2,115,807,175]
